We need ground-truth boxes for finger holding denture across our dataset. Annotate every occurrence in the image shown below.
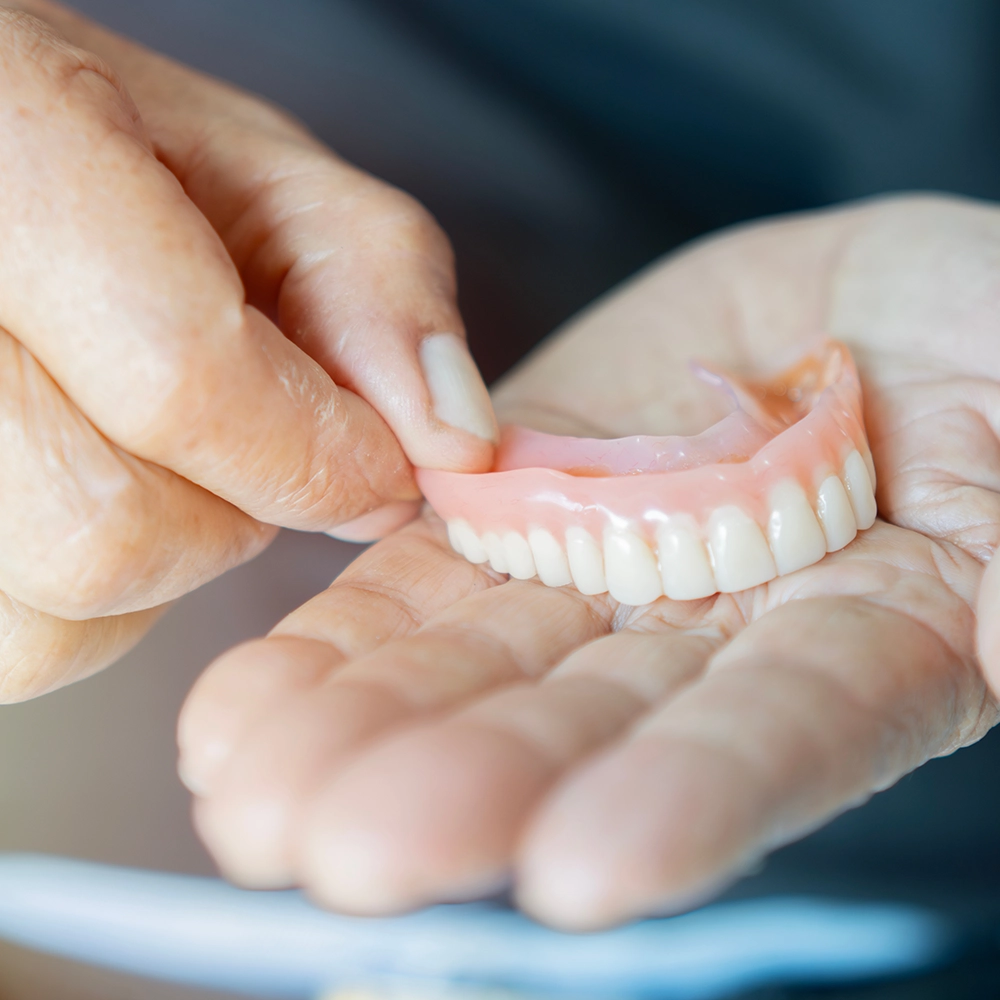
[419,339,877,604]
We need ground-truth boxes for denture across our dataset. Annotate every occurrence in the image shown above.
[417,339,877,605]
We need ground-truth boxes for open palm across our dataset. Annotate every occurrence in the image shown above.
[179,195,1000,929]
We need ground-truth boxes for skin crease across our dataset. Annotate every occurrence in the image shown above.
[0,2,494,700]
[181,194,1000,930]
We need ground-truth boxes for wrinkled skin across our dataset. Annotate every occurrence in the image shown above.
[180,195,1000,930]
[0,2,494,701]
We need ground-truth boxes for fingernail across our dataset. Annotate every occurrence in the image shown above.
[419,333,498,442]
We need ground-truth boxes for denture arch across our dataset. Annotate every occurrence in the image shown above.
[418,339,877,606]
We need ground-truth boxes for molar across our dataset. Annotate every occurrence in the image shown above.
[656,515,717,600]
[604,529,663,606]
[843,450,877,529]
[815,475,857,552]
[481,531,509,574]
[708,506,777,592]
[503,531,537,579]
[528,528,573,588]
[767,481,827,575]
[565,527,608,595]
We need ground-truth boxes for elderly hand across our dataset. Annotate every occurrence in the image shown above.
[180,195,1000,929]
[0,2,495,700]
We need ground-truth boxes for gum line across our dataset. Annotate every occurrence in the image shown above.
[442,449,875,604]
[419,340,876,604]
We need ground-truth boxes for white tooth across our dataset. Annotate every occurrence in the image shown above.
[450,519,489,563]
[861,446,877,492]
[482,531,509,574]
[708,505,777,592]
[528,528,572,588]
[603,529,663,606]
[446,520,464,555]
[843,450,877,529]
[816,475,857,552]
[767,480,827,575]
[656,515,717,600]
[565,527,608,595]
[503,531,536,579]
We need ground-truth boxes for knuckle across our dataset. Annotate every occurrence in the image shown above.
[2,9,99,82]
[0,8,139,129]
[372,187,450,249]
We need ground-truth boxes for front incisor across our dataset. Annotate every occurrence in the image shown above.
[767,481,827,575]
[603,529,662,605]
[657,515,717,600]
[708,506,777,592]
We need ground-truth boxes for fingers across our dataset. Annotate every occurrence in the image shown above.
[0,10,418,531]
[21,1,498,476]
[190,572,610,888]
[298,631,715,914]
[0,325,275,619]
[517,597,983,929]
[326,501,423,542]
[177,516,495,797]
[0,589,164,703]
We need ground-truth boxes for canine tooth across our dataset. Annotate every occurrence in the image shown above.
[604,529,663,606]
[565,527,608,595]
[767,481,827,575]
[843,450,877,529]
[450,519,489,563]
[708,506,777,592]
[482,531,509,574]
[528,528,572,587]
[503,531,536,579]
[816,475,857,552]
[656,516,716,600]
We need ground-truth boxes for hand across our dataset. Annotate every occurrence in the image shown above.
[179,195,1000,929]
[0,3,495,701]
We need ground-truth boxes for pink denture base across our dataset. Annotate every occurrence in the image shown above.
[418,340,870,544]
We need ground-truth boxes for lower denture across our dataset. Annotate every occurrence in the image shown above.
[418,339,877,605]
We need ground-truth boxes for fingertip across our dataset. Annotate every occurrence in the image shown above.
[325,500,422,542]
[191,794,297,890]
[301,728,521,913]
[177,637,339,798]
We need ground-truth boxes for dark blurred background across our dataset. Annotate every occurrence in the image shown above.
[4,1,1000,996]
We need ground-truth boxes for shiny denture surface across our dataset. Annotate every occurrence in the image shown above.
[417,339,877,605]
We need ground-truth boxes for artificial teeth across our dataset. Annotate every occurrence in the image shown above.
[603,529,663,605]
[503,531,536,579]
[656,515,717,600]
[815,474,857,552]
[565,527,608,595]
[843,450,877,530]
[448,519,489,564]
[528,528,573,588]
[482,531,509,574]
[708,505,777,592]
[767,481,827,575]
